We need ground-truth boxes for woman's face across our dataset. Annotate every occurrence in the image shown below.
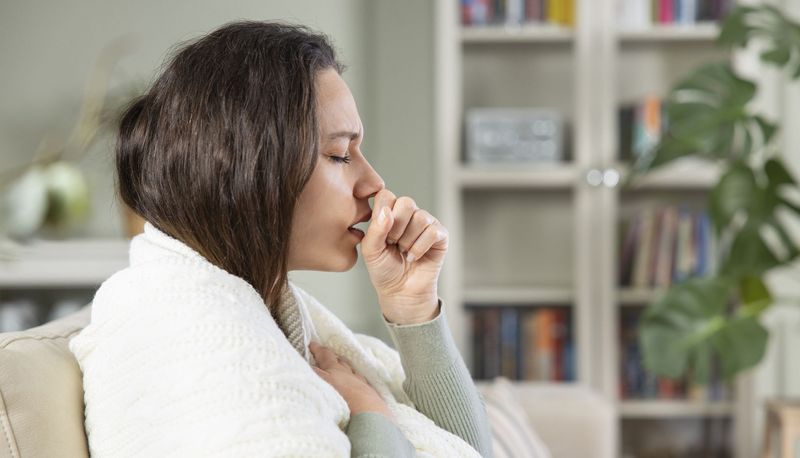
[288,68,385,271]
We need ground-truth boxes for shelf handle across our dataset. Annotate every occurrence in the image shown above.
[602,168,620,188]
[585,168,603,187]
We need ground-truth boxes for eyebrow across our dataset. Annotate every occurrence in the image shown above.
[325,130,361,142]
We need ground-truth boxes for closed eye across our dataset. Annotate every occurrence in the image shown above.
[329,155,351,164]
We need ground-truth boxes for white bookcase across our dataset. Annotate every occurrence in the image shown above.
[433,0,768,456]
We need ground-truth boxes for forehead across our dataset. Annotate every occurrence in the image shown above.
[316,69,361,137]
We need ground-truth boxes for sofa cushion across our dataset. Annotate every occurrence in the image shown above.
[478,376,551,458]
[0,305,91,458]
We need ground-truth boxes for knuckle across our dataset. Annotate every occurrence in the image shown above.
[397,196,417,210]
[415,210,434,226]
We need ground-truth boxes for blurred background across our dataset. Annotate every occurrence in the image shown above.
[2,1,800,457]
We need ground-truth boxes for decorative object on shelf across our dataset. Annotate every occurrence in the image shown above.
[465,108,564,164]
[0,37,143,242]
[760,398,800,458]
[628,5,800,383]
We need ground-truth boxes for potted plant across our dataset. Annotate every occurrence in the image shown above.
[629,5,800,384]
[0,38,144,243]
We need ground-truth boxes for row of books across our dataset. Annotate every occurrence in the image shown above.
[618,0,733,29]
[461,0,575,27]
[619,206,717,289]
[618,96,667,162]
[462,0,729,28]
[470,306,574,381]
[620,309,730,401]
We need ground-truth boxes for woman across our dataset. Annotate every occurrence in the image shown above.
[69,21,492,457]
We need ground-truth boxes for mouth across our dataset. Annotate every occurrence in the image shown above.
[348,221,368,240]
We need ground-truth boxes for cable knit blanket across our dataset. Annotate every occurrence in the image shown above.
[69,223,480,457]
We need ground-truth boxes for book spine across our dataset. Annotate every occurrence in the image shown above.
[522,310,539,380]
[500,308,519,379]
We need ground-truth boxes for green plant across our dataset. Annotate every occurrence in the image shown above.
[629,5,800,383]
[0,37,142,241]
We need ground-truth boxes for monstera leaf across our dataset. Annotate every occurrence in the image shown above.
[711,158,800,278]
[632,62,776,173]
[718,5,800,79]
[640,277,770,382]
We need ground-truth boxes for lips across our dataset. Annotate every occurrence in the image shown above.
[348,211,371,240]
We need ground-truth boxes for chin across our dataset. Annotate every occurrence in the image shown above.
[320,247,358,272]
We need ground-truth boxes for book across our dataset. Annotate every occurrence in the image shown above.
[483,308,501,379]
[521,310,539,379]
[500,308,519,379]
[654,206,679,288]
[534,308,557,380]
[472,311,485,378]
[632,207,656,288]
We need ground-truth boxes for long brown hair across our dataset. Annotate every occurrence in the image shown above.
[116,21,343,315]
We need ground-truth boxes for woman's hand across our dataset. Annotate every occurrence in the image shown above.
[360,189,449,325]
[309,342,393,421]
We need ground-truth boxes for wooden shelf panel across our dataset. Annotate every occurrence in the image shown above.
[618,23,720,43]
[620,400,734,418]
[0,238,129,287]
[461,23,718,44]
[620,159,721,190]
[464,286,573,305]
[461,24,573,44]
[618,288,667,306]
[458,163,577,189]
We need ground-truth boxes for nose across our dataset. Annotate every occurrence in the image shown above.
[356,158,385,199]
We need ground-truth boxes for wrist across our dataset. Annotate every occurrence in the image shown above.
[380,296,440,325]
[349,398,394,421]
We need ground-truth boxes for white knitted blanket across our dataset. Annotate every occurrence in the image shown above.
[69,223,480,457]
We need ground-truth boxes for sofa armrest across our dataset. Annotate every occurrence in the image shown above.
[510,382,617,458]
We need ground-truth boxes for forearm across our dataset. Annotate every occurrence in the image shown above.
[346,412,415,457]
[384,301,493,457]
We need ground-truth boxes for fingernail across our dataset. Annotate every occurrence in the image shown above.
[406,253,416,263]
[378,207,388,225]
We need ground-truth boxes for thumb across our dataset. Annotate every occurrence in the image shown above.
[361,206,393,257]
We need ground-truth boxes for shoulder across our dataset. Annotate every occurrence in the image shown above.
[71,261,284,362]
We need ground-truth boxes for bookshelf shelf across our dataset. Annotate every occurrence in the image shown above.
[464,286,573,305]
[619,159,721,190]
[457,164,577,189]
[618,23,720,43]
[461,24,573,44]
[0,238,129,287]
[620,400,734,418]
[618,288,666,306]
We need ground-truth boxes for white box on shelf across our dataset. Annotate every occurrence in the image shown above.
[465,108,564,165]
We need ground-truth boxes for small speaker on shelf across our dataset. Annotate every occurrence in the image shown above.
[465,108,564,165]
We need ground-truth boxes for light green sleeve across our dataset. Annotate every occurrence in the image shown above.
[384,300,493,458]
[346,411,415,457]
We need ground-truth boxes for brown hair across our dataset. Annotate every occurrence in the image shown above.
[116,21,343,315]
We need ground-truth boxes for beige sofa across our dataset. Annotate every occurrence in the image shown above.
[0,306,615,457]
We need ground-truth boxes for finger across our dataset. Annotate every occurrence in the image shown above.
[405,222,448,264]
[309,342,338,369]
[312,366,331,380]
[362,189,397,257]
[386,196,418,245]
[371,188,397,217]
[396,210,436,255]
